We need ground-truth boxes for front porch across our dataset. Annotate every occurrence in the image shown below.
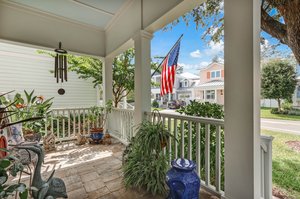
[0,0,270,198]
[13,139,217,199]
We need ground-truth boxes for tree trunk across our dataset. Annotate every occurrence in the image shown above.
[261,1,300,63]
[114,98,118,108]
[277,98,281,112]
[284,1,300,63]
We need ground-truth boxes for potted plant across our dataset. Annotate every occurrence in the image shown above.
[88,100,112,143]
[122,110,175,196]
[11,90,53,142]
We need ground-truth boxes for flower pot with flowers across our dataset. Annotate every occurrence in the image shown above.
[88,100,112,144]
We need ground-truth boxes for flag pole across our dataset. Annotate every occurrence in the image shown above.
[151,34,183,77]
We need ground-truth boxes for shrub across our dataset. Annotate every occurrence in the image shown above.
[152,100,159,108]
[176,100,224,189]
[288,109,300,116]
[270,108,288,115]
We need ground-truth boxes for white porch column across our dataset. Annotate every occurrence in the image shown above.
[215,89,217,103]
[103,56,113,133]
[103,57,113,103]
[133,30,153,128]
[224,0,261,198]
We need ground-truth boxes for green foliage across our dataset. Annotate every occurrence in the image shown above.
[0,150,28,199]
[10,90,53,134]
[68,55,103,88]
[112,48,135,107]
[123,119,173,196]
[87,100,112,128]
[261,60,297,111]
[177,100,224,119]
[176,101,225,189]
[152,100,159,108]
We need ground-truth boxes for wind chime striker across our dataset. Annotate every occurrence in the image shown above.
[54,42,68,95]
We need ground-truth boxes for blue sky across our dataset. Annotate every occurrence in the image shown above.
[151,18,298,75]
[151,19,221,74]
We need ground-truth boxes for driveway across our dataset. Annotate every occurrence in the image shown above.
[160,109,300,135]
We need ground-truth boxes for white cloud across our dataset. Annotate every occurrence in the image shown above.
[204,40,224,57]
[190,49,202,58]
[178,63,199,70]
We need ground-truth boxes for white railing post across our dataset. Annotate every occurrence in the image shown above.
[261,135,274,199]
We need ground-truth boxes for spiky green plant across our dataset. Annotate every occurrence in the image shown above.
[123,117,174,196]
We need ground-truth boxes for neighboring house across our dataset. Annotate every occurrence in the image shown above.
[151,72,200,105]
[292,75,300,107]
[0,42,99,108]
[194,62,224,105]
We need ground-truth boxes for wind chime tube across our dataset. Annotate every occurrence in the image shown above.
[54,55,58,79]
[60,55,64,83]
[64,55,68,81]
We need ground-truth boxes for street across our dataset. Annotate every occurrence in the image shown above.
[261,118,300,135]
[160,109,300,135]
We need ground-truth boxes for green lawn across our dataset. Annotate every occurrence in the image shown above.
[261,107,300,121]
[262,130,300,199]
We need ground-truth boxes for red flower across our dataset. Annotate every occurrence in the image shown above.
[15,103,26,109]
[37,96,44,103]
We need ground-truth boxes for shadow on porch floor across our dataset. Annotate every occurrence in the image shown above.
[15,139,219,199]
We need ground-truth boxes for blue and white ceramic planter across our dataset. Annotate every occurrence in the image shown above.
[166,158,200,199]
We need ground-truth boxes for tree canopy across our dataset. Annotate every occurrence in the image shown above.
[172,0,300,63]
[261,59,297,110]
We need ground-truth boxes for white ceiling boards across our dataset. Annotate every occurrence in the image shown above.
[8,0,128,29]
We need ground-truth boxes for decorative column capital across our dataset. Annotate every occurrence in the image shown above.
[133,30,153,41]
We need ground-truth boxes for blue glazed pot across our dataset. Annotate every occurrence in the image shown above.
[90,128,104,142]
[166,158,200,199]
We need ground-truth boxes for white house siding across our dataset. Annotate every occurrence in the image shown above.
[0,42,98,108]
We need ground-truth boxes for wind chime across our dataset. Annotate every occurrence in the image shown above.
[54,42,68,95]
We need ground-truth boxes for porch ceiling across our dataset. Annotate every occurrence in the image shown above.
[0,0,203,57]
[6,0,130,30]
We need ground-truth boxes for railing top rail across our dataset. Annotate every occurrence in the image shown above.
[112,107,135,113]
[145,111,224,126]
[50,107,91,111]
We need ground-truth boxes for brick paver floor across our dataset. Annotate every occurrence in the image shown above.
[10,138,219,199]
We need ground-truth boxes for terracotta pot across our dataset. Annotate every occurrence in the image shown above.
[90,128,104,133]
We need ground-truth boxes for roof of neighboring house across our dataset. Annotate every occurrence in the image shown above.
[178,72,199,79]
[199,62,223,71]
[197,80,224,89]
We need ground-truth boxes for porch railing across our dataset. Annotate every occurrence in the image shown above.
[144,111,273,199]
[44,107,103,142]
[44,107,273,199]
[108,108,134,144]
[145,111,225,196]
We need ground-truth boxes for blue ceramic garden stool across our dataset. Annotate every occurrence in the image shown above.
[166,158,200,199]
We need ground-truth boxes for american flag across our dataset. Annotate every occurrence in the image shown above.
[160,41,181,96]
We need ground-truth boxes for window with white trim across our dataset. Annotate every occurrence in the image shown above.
[211,70,221,79]
[184,80,188,87]
[206,90,215,100]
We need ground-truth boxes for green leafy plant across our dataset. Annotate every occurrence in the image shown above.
[123,113,173,196]
[0,150,28,199]
[87,100,112,131]
[10,90,53,135]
